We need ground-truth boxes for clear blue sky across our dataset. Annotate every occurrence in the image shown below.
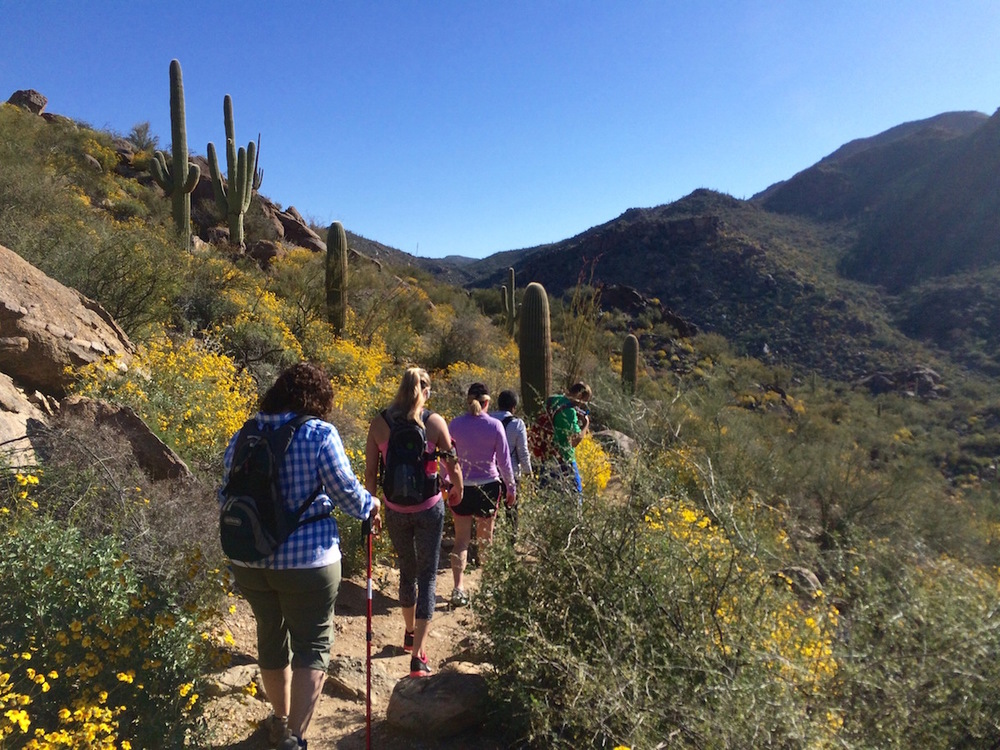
[4,2,1000,259]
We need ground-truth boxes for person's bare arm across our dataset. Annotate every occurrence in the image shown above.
[570,409,589,447]
[364,416,384,494]
[428,413,463,503]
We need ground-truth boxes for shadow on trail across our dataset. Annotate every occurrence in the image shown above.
[335,578,396,618]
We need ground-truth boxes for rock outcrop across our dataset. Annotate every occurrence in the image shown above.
[385,663,489,739]
[7,89,47,114]
[0,372,49,468]
[275,206,326,254]
[57,396,191,481]
[857,366,946,398]
[0,243,134,397]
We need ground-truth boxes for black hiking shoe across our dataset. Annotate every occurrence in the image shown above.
[409,652,432,678]
[403,629,414,653]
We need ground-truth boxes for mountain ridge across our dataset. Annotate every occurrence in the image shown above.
[397,108,1000,382]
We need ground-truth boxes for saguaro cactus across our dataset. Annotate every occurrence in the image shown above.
[326,221,349,336]
[501,266,517,337]
[207,95,257,247]
[519,282,552,418]
[622,333,640,394]
[150,59,200,248]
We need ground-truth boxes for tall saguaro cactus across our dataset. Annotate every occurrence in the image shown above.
[622,333,640,394]
[326,221,349,336]
[207,95,257,247]
[519,282,552,418]
[501,266,517,338]
[150,59,200,248]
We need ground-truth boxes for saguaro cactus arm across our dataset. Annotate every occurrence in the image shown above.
[252,133,263,190]
[501,267,517,338]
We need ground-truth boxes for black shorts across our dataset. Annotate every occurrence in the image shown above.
[451,480,503,518]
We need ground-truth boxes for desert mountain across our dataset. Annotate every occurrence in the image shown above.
[419,109,1000,381]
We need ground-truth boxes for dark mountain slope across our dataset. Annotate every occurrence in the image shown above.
[841,109,1000,290]
[754,111,987,222]
[751,109,1000,292]
[475,190,930,381]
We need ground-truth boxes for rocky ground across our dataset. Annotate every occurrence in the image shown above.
[199,547,511,749]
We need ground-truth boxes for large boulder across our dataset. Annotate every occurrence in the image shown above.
[0,372,49,467]
[57,396,191,481]
[0,243,134,397]
[385,663,489,738]
[276,206,326,254]
[7,89,47,114]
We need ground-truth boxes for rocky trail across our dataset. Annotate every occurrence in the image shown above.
[199,543,511,750]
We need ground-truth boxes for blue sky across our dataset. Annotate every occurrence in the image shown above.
[4,2,1000,258]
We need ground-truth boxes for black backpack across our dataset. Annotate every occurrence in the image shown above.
[220,415,322,562]
[381,409,440,506]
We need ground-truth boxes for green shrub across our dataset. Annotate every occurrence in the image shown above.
[0,510,214,747]
[826,542,1000,748]
[477,450,842,748]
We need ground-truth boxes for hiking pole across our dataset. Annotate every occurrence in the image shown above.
[361,513,373,750]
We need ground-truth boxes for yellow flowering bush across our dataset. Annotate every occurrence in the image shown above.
[208,285,304,368]
[480,439,845,748]
[0,509,213,747]
[74,328,257,467]
[575,434,612,493]
[299,317,395,433]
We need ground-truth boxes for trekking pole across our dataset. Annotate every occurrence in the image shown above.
[361,513,373,750]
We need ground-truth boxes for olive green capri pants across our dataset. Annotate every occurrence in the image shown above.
[231,563,342,671]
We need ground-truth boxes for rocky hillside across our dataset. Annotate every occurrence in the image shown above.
[442,109,1000,382]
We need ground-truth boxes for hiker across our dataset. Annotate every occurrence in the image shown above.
[364,367,462,678]
[492,389,532,479]
[447,382,516,607]
[491,389,530,543]
[219,363,380,750]
[541,381,592,495]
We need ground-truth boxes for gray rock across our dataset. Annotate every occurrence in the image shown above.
[7,89,47,114]
[593,428,637,457]
[0,371,47,467]
[0,243,133,397]
[385,663,490,739]
[57,395,191,482]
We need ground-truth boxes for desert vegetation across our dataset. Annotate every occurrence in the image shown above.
[1,92,999,749]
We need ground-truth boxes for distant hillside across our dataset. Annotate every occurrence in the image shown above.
[405,108,1000,383]
[753,111,988,216]
[465,190,935,382]
[754,109,1000,291]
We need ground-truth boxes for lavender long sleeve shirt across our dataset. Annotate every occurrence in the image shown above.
[448,412,516,491]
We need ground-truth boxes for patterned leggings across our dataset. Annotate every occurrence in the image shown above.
[385,499,445,620]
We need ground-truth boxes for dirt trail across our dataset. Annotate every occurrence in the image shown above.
[201,550,508,749]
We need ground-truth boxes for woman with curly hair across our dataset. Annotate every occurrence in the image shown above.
[220,362,380,750]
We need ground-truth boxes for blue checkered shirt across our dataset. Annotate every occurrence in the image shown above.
[219,412,376,569]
